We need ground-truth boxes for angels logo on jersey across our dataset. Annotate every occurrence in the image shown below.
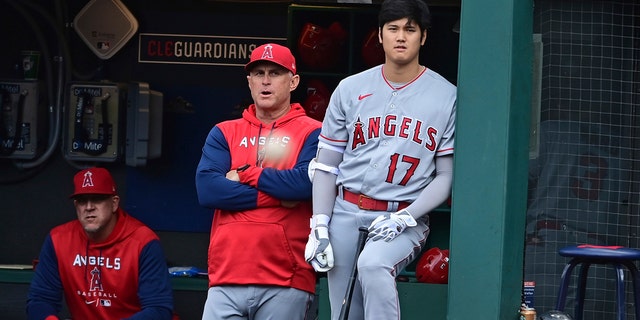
[89,267,103,292]
[77,267,117,307]
[351,115,437,151]
[82,267,114,307]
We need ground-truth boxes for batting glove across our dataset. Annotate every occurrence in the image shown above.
[305,214,334,272]
[368,209,417,242]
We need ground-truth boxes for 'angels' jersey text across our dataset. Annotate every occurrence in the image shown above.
[239,135,291,148]
[73,254,121,270]
[352,115,437,151]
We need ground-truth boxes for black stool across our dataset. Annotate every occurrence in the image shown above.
[555,244,640,320]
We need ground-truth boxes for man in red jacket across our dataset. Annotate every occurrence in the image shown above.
[27,167,175,320]
[196,43,321,319]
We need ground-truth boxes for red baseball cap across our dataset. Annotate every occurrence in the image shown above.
[245,43,297,75]
[70,167,117,198]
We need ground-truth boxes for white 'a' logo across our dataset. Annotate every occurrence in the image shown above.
[82,171,94,188]
[261,44,274,59]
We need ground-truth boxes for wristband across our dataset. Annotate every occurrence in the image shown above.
[310,214,331,228]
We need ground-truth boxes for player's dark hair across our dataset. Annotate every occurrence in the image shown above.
[378,0,431,32]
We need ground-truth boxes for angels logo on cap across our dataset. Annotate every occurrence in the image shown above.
[245,43,297,75]
[82,171,95,188]
[260,44,274,59]
[70,167,117,198]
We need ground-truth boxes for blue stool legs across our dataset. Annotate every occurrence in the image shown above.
[623,260,640,320]
[555,259,577,313]
[555,246,640,320]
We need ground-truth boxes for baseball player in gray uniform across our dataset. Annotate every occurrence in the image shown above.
[304,0,456,319]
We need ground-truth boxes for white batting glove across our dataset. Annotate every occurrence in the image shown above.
[305,214,334,272]
[367,209,417,242]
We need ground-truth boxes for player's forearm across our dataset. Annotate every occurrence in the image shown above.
[197,163,271,210]
[196,128,241,208]
[405,155,453,219]
[312,170,338,217]
[238,156,313,200]
[196,169,261,209]
[196,131,266,210]
[254,166,313,200]
[311,147,343,217]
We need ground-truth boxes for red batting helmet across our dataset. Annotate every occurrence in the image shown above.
[361,28,385,67]
[303,79,330,122]
[415,247,450,284]
[297,22,346,71]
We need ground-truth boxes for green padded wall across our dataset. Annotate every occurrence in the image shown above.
[448,0,533,319]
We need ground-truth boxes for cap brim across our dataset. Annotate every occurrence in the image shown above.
[245,60,294,74]
[244,61,258,72]
[69,191,115,199]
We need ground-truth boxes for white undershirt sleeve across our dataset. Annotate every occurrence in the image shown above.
[312,147,344,218]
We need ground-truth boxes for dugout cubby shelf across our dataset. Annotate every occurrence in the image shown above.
[287,4,381,76]
[287,4,383,116]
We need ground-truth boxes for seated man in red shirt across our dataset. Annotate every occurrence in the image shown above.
[27,167,175,320]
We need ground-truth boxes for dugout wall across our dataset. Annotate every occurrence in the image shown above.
[449,0,532,318]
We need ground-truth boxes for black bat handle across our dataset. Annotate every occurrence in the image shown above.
[338,227,369,320]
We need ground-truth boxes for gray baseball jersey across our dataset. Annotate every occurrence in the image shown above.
[319,65,457,202]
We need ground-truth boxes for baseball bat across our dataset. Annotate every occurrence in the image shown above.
[338,227,369,320]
